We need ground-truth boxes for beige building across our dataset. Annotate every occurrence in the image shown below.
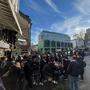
[0,0,22,57]
[0,0,32,56]
[0,0,22,34]
[10,0,19,12]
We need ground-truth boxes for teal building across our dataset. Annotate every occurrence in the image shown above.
[38,31,72,53]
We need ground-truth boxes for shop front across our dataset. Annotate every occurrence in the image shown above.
[0,0,22,57]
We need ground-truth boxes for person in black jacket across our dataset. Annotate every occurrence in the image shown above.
[0,57,6,90]
[67,55,81,90]
[39,55,47,85]
[23,56,33,88]
[77,54,86,80]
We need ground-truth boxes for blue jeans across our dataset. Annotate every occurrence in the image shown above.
[68,75,79,90]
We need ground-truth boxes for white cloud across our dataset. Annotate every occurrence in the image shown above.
[49,0,90,39]
[45,0,67,19]
[31,27,43,44]
[45,0,61,13]
[50,15,90,39]
[23,0,45,14]
[30,0,90,43]
[23,0,66,18]
[74,0,90,15]
[32,14,90,44]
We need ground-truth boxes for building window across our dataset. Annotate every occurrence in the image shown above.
[68,43,70,47]
[57,41,60,47]
[44,48,50,53]
[70,43,73,47]
[40,48,43,52]
[44,40,50,47]
[61,42,64,47]
[67,43,72,47]
[65,43,67,47]
[51,41,56,47]
[51,48,56,52]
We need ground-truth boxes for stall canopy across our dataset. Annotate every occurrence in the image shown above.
[0,0,22,35]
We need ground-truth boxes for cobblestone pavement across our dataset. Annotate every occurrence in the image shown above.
[80,55,90,90]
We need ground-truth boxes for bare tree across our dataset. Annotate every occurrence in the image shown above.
[73,30,86,48]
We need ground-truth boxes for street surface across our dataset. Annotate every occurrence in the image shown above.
[80,55,90,90]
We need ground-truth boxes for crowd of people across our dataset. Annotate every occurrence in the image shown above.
[0,49,86,90]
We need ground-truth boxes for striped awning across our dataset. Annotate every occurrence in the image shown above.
[0,0,22,35]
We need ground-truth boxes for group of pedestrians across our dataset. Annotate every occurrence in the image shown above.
[0,49,86,90]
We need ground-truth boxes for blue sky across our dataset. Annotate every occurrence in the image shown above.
[20,0,90,44]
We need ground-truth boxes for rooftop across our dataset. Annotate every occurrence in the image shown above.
[41,30,70,37]
[19,11,31,23]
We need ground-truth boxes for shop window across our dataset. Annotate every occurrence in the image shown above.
[57,41,60,47]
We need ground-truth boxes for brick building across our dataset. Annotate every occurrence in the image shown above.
[17,11,32,52]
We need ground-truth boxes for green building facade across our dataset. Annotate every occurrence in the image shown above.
[38,31,72,53]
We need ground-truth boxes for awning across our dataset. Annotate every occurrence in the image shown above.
[0,0,22,35]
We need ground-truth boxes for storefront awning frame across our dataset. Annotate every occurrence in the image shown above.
[0,0,22,35]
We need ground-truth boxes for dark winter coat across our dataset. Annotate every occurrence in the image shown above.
[67,60,81,77]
